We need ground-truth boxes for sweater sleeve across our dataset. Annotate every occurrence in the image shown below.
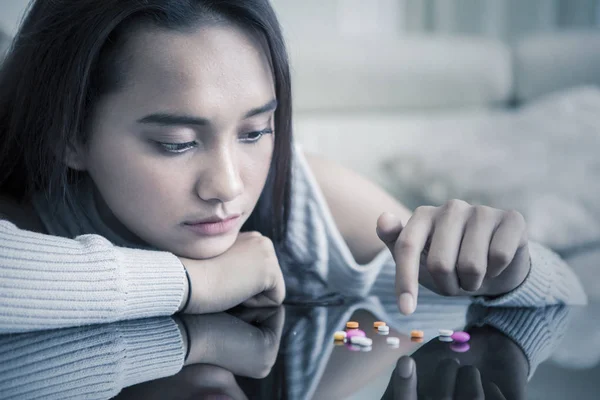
[470,241,588,307]
[0,317,185,399]
[0,220,186,334]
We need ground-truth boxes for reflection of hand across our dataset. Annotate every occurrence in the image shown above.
[385,356,507,400]
[116,307,285,400]
[376,201,530,315]
[381,326,527,400]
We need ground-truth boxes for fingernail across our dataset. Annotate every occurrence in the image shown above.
[398,293,415,315]
[397,356,414,379]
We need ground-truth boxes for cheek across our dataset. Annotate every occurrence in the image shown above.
[87,136,188,216]
[240,141,274,199]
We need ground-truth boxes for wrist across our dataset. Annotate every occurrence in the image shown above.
[177,258,191,313]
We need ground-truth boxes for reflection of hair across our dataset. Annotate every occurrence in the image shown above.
[0,0,292,245]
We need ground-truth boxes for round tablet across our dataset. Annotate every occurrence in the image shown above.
[386,337,400,346]
[373,321,386,328]
[438,336,453,343]
[377,325,390,333]
[346,329,366,339]
[450,342,470,353]
[346,321,359,329]
[451,331,470,343]
[438,329,453,337]
[333,331,347,341]
[410,330,424,338]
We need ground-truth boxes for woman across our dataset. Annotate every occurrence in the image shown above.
[0,0,586,333]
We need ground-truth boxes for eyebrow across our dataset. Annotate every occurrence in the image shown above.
[137,99,278,127]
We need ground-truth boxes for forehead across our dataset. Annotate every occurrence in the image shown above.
[111,23,275,116]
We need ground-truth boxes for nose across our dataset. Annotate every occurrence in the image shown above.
[195,145,243,203]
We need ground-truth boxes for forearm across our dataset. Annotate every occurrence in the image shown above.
[0,220,186,333]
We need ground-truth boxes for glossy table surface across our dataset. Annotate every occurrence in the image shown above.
[1,292,598,399]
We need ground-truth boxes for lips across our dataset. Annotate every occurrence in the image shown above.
[183,214,241,236]
[185,214,241,225]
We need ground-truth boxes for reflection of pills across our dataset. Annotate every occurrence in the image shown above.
[411,337,424,343]
[377,330,389,336]
[334,340,344,346]
[346,321,359,329]
[346,329,366,339]
[438,336,453,342]
[333,331,347,341]
[346,343,361,351]
[451,331,470,343]
[450,342,470,353]
[386,337,400,346]
[373,321,386,328]
[361,346,372,352]
[438,329,453,337]
[378,325,390,333]
[410,330,424,338]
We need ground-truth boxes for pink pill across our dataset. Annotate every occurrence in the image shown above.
[450,342,470,353]
[346,329,366,339]
[451,331,470,343]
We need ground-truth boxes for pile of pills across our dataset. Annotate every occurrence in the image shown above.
[333,321,471,353]
[333,321,401,351]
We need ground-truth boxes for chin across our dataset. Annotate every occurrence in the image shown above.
[177,232,238,260]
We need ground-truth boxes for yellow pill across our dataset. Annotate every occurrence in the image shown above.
[373,321,386,328]
[346,321,359,329]
[410,330,424,338]
[333,331,347,341]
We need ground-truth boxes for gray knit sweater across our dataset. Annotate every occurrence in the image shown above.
[0,145,588,334]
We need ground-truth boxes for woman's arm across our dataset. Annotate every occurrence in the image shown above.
[305,152,587,307]
[0,218,186,333]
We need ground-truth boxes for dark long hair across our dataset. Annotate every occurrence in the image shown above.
[0,0,292,244]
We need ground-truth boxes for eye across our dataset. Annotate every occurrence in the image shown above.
[240,128,274,144]
[156,141,198,154]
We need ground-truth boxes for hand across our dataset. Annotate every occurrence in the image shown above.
[376,199,531,315]
[178,231,286,314]
[382,326,527,400]
[116,307,285,400]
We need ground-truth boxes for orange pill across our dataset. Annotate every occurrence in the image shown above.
[410,330,424,338]
[346,321,359,329]
[373,321,386,328]
[411,337,424,343]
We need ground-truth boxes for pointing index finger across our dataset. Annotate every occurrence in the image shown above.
[393,207,434,315]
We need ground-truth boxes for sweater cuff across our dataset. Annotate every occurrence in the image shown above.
[466,305,571,379]
[117,318,185,388]
[108,242,186,321]
[470,241,588,307]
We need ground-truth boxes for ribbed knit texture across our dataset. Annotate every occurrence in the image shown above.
[0,222,185,333]
[0,317,184,399]
[0,142,588,336]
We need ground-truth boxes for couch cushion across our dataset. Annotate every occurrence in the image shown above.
[514,30,600,103]
[288,36,512,112]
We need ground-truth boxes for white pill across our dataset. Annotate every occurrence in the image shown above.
[438,329,453,337]
[377,330,389,336]
[378,325,390,333]
[386,337,400,345]
[439,336,453,342]
[361,346,372,352]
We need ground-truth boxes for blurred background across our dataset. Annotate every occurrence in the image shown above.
[1,1,600,396]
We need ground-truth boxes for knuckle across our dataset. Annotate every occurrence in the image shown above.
[489,249,512,266]
[414,205,435,216]
[396,236,417,253]
[445,198,468,211]
[427,258,453,275]
[506,209,526,226]
[458,260,481,276]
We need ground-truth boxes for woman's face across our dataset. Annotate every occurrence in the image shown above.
[72,23,276,259]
